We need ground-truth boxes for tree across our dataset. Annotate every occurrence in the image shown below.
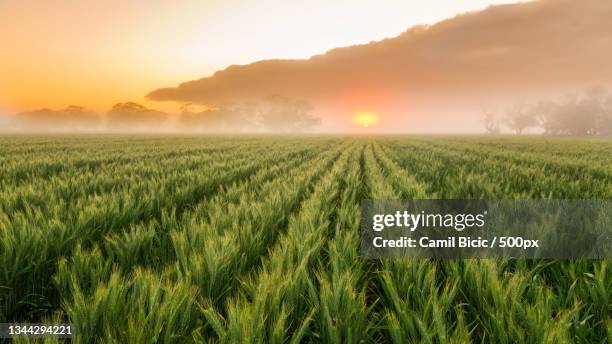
[258,95,321,132]
[107,102,167,131]
[599,96,612,136]
[504,103,538,135]
[501,87,612,136]
[481,109,500,134]
[538,89,605,136]
[179,103,256,132]
[178,95,320,133]
[13,106,101,131]
[534,100,563,135]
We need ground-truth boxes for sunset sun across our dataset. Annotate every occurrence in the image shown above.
[355,111,378,128]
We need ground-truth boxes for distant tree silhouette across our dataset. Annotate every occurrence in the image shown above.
[259,95,321,132]
[179,96,321,132]
[534,88,610,136]
[504,103,538,135]
[13,105,100,131]
[180,103,255,132]
[532,100,559,135]
[107,102,166,131]
[600,96,612,136]
[481,109,500,134]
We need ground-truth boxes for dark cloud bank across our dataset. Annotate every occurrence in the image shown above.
[148,0,612,132]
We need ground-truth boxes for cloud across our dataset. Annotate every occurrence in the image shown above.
[147,0,612,131]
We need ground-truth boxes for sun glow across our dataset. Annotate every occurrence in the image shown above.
[354,111,378,128]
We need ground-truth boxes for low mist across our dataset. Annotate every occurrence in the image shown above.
[484,88,612,136]
[2,96,323,134]
[179,95,320,133]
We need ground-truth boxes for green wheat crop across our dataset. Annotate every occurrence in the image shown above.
[0,135,610,343]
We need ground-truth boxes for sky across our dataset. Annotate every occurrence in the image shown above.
[1,0,611,133]
[0,0,519,115]
[147,0,612,132]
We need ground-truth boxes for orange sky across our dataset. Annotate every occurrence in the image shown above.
[145,0,612,132]
[0,0,518,115]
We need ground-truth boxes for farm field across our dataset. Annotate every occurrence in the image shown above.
[0,135,610,343]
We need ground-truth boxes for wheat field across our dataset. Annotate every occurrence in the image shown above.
[0,135,610,343]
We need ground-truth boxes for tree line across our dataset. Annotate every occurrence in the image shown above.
[484,88,612,136]
[179,95,320,132]
[11,102,168,132]
[9,95,321,132]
